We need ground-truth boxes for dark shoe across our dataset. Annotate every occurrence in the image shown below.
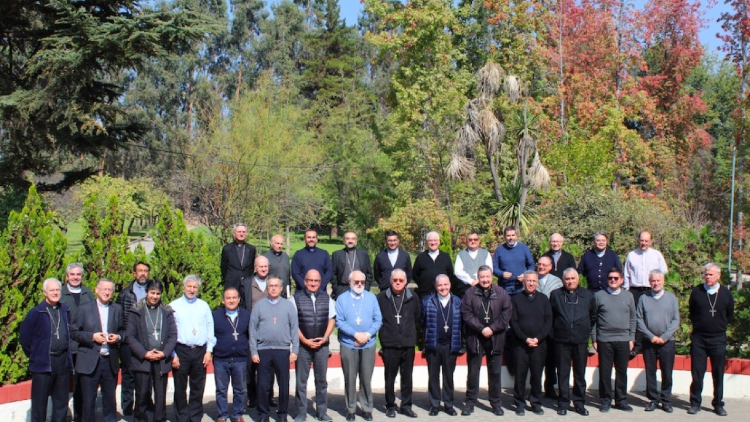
[614,403,633,412]
[317,414,333,422]
[687,406,700,414]
[400,408,417,418]
[429,408,440,416]
[515,406,525,416]
[461,406,474,416]
[458,346,467,355]
[386,408,397,418]
[714,406,728,416]
[644,402,657,412]
[600,403,610,413]
[363,412,373,421]
[247,400,257,408]
[662,404,673,413]
[575,406,589,416]
[557,408,567,416]
[346,414,356,421]
[493,407,504,416]
[544,391,559,400]
[445,408,458,416]
[532,407,544,415]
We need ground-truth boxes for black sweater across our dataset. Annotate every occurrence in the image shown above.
[689,284,734,337]
[377,288,421,348]
[511,291,552,343]
[412,251,454,298]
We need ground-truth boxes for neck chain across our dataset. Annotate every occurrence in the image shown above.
[352,297,364,326]
[47,306,61,340]
[146,306,162,341]
[226,312,240,340]
[346,250,357,270]
[480,295,492,324]
[391,292,405,324]
[439,297,451,332]
[707,290,719,317]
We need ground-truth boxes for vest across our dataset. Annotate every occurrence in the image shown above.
[457,248,489,294]
[294,289,330,341]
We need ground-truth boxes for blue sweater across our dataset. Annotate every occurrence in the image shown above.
[212,307,251,359]
[492,242,535,295]
[291,247,333,291]
[335,290,382,349]
[577,248,622,291]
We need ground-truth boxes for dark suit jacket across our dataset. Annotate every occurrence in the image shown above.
[125,300,177,375]
[70,300,125,375]
[331,248,373,298]
[543,249,577,280]
[221,241,257,289]
[373,248,413,290]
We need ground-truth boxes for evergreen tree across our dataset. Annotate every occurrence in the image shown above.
[0,185,66,384]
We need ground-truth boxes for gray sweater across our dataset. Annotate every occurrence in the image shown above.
[250,298,299,356]
[593,289,636,342]
[636,290,680,342]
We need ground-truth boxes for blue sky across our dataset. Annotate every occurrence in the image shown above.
[337,1,731,58]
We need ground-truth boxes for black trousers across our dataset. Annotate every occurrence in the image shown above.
[134,362,168,422]
[173,344,208,422]
[466,338,503,410]
[71,352,82,420]
[79,356,118,422]
[643,340,675,404]
[690,333,727,407]
[426,343,457,409]
[257,349,291,419]
[597,341,630,405]
[544,338,557,394]
[382,347,415,410]
[247,354,275,405]
[120,343,138,412]
[513,341,547,408]
[556,342,588,408]
[30,353,70,422]
[629,287,649,353]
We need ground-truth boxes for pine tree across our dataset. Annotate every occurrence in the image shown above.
[0,185,67,384]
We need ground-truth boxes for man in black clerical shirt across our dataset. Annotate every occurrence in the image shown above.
[221,223,257,290]
[687,263,735,416]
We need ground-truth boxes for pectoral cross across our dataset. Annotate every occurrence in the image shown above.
[484,314,491,323]
[232,331,239,341]
[153,331,159,340]
[395,314,402,324]
[355,316,362,326]
[710,309,717,317]
[273,317,278,325]
[444,324,449,333]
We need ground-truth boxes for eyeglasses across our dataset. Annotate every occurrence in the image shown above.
[392,278,406,282]
[352,280,365,285]
[467,238,479,242]
[607,276,620,280]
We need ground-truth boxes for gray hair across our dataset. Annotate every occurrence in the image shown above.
[705,262,721,273]
[648,269,664,279]
[562,267,578,277]
[538,255,552,265]
[183,274,202,287]
[233,223,247,232]
[549,233,564,242]
[97,278,114,287]
[435,274,450,285]
[391,269,407,281]
[523,270,539,279]
[65,262,84,275]
[43,278,62,292]
[426,231,440,241]
[593,231,608,240]
[477,264,493,276]
[267,275,283,286]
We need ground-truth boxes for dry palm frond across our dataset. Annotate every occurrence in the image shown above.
[528,152,551,190]
[504,75,521,102]
[455,123,480,151]
[466,98,484,125]
[448,154,476,180]
[478,62,504,99]
[478,108,500,138]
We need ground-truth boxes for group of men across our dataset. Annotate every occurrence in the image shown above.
[19,224,736,422]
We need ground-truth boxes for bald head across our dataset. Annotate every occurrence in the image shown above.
[254,255,269,278]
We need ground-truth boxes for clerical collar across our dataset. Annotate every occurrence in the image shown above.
[438,294,450,306]
[273,251,282,256]
[606,287,622,295]
[67,284,82,294]
[147,303,159,310]
[428,250,439,259]
[506,242,517,248]
[235,240,245,246]
[184,295,198,304]
[596,249,606,258]
[651,290,665,299]
[345,247,356,252]
[267,297,280,304]
[97,299,109,308]
[524,291,535,298]
[305,246,317,251]
[704,283,720,295]
[225,308,238,317]
[387,249,398,254]
[46,302,58,309]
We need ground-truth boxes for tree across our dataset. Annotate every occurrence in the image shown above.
[0,185,67,384]
[0,0,217,190]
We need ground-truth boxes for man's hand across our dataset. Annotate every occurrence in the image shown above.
[354,332,370,346]
[146,350,162,361]
[481,327,493,338]
[471,279,479,286]
[202,352,212,368]
[503,271,512,280]
[593,342,598,352]
[93,332,107,345]
[172,355,180,369]
[629,341,635,351]
[252,355,260,364]
[106,333,120,344]
[290,353,298,363]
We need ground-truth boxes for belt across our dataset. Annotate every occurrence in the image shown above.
[49,350,66,356]
[100,354,110,359]
[177,343,206,349]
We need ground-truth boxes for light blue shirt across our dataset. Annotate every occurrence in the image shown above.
[133,282,147,301]
[96,300,111,356]
[335,290,382,349]
[170,295,216,353]
[290,294,337,319]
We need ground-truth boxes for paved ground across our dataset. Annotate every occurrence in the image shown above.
[25,388,745,422]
